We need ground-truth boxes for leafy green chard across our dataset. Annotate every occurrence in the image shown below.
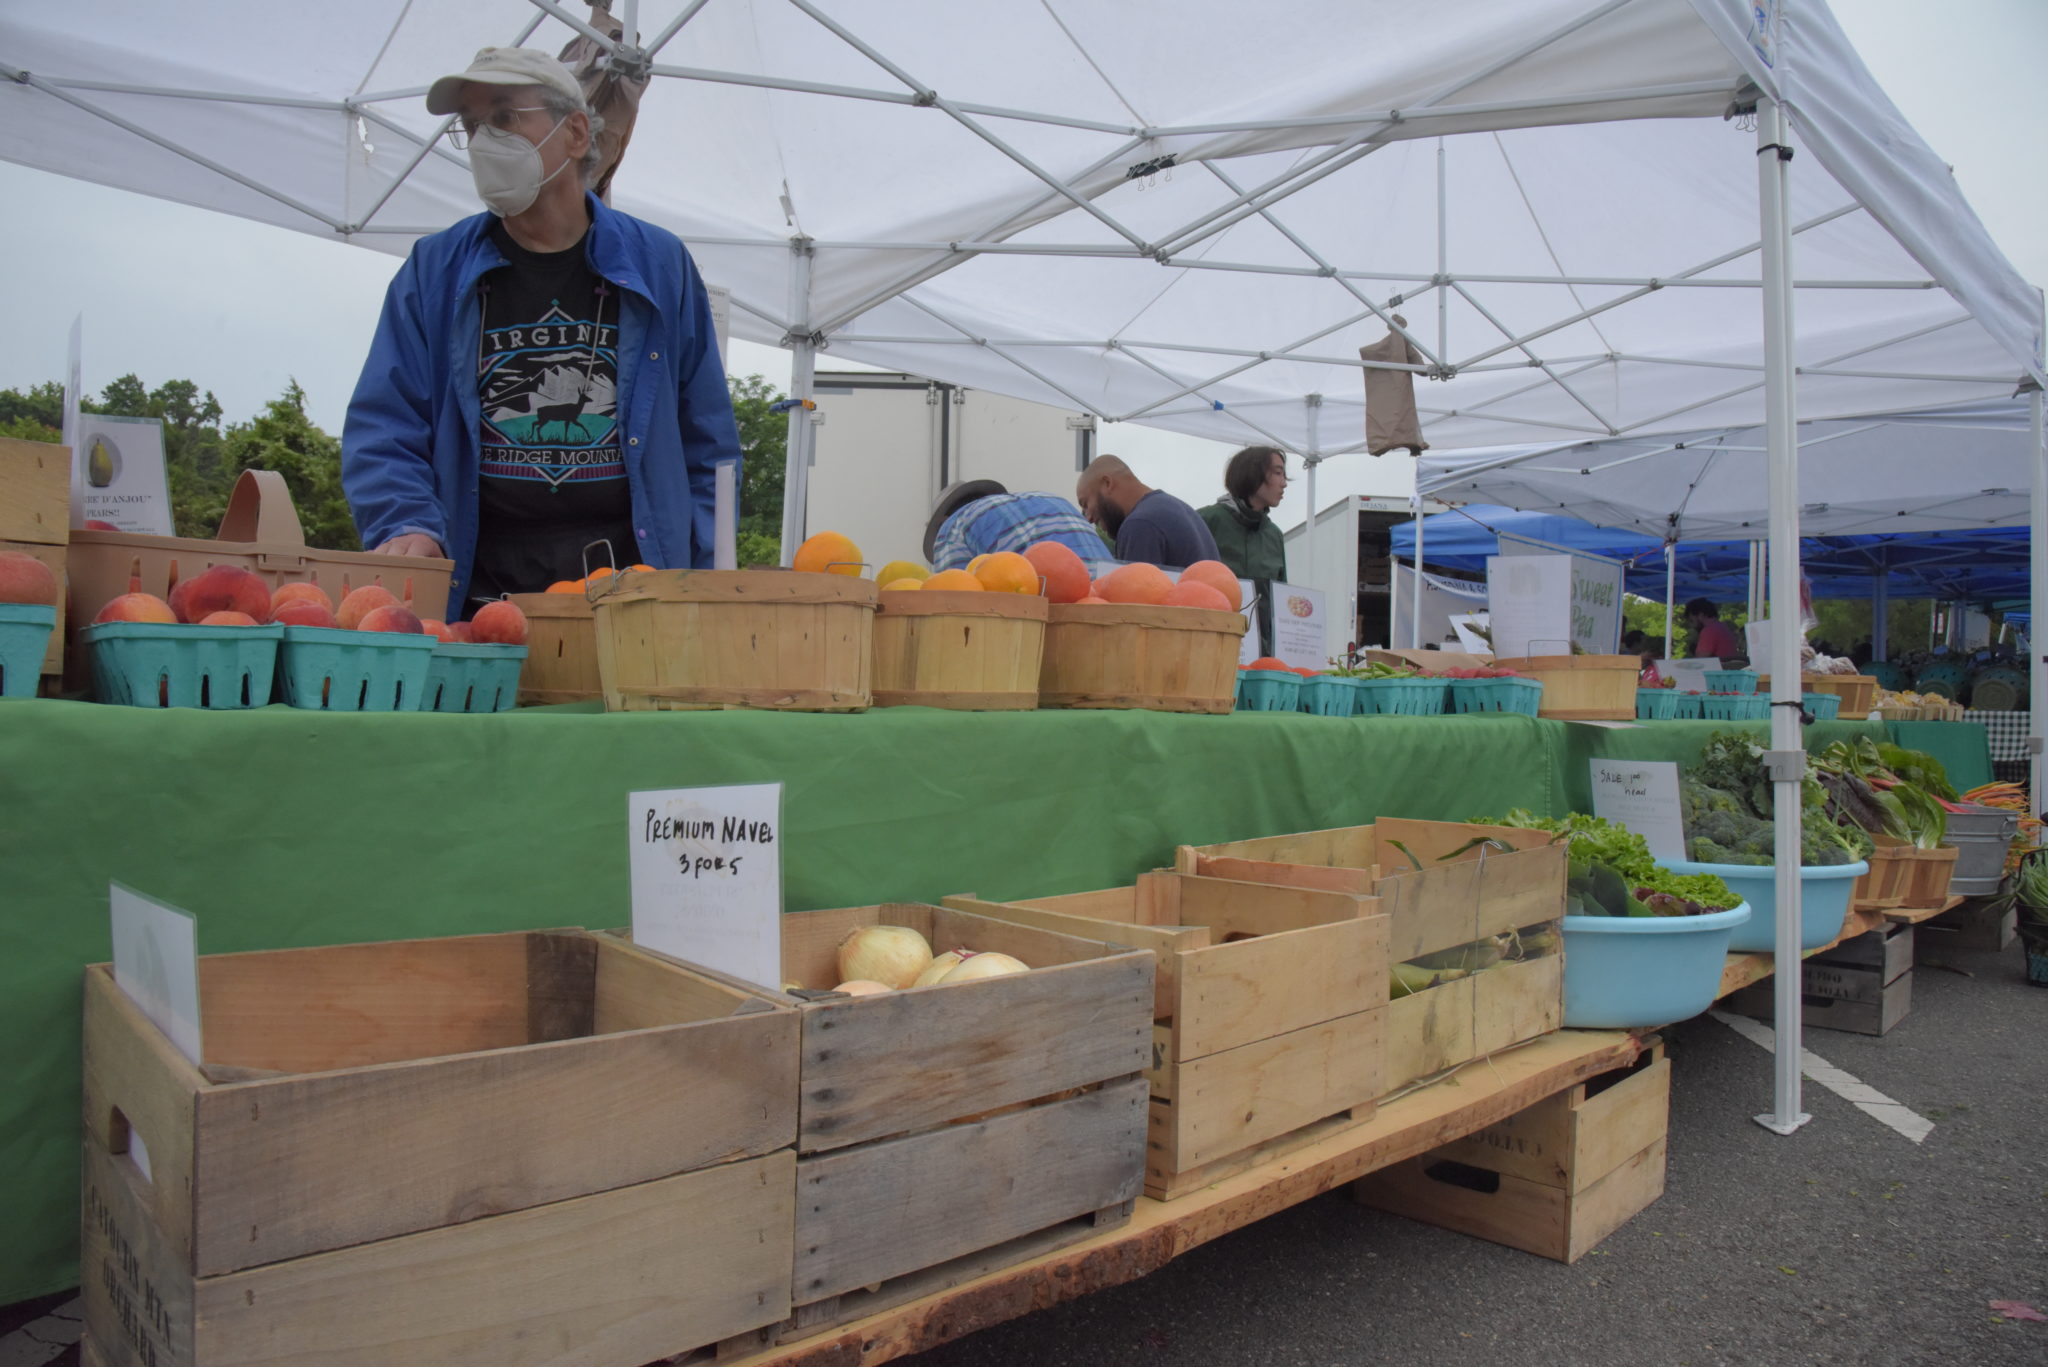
[1478,810,1738,915]
[1679,731,1869,867]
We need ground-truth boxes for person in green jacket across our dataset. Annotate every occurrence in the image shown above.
[1197,445,1290,657]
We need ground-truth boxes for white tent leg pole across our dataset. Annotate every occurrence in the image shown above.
[779,239,816,566]
[1664,544,1676,653]
[1303,394,1322,614]
[1410,496,1425,649]
[2030,383,2046,814]
[713,462,737,569]
[1757,98,1808,1137]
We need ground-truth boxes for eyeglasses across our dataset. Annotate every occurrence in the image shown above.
[446,106,550,150]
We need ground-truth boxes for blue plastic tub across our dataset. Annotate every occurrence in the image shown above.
[1700,693,1770,722]
[278,625,438,712]
[1705,668,1758,694]
[1561,902,1754,1027]
[1237,669,1301,712]
[0,603,57,698]
[1635,688,1682,720]
[1801,692,1841,721]
[80,621,283,708]
[1448,677,1543,716]
[1297,675,1361,717]
[1658,858,1869,953]
[424,642,528,713]
[1359,677,1446,716]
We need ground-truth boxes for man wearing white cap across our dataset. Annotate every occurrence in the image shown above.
[343,47,742,618]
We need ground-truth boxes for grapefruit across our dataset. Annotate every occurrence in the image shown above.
[973,551,1039,594]
[1023,542,1090,603]
[1162,580,1232,611]
[1179,561,1243,610]
[881,577,925,591]
[794,531,865,576]
[1095,563,1172,605]
[876,559,930,587]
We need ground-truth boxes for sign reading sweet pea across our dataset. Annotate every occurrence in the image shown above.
[628,783,783,990]
[1587,760,1687,861]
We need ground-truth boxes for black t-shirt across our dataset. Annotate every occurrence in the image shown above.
[470,218,637,603]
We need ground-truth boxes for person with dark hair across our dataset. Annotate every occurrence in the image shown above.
[1198,445,1290,655]
[923,479,1116,576]
[1685,597,1742,661]
[1076,456,1218,568]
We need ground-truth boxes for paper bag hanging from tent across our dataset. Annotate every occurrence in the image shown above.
[1358,314,1428,456]
[558,1,649,201]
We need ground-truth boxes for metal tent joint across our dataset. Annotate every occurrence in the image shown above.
[603,45,653,81]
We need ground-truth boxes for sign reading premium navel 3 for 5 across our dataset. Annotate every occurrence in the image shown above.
[629,783,783,991]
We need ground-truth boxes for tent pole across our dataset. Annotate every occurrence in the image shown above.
[779,238,816,566]
[1871,555,1890,663]
[1410,495,1425,649]
[1303,395,1322,595]
[1664,544,1676,653]
[2031,382,2046,814]
[1757,97,1808,1137]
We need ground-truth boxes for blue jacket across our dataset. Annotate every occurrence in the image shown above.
[343,193,741,619]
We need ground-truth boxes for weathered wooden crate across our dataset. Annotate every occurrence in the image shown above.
[592,569,876,711]
[872,589,1046,709]
[1728,970,1913,1036]
[81,929,798,1367]
[1922,897,2017,952]
[1354,1042,1669,1262]
[612,902,1153,1345]
[1038,602,1246,712]
[949,871,1388,1199]
[506,590,601,703]
[1177,818,1566,1094]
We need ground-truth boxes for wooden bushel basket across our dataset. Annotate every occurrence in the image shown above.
[592,568,877,711]
[1038,603,1247,713]
[872,589,1046,710]
[506,590,601,704]
[1491,654,1638,721]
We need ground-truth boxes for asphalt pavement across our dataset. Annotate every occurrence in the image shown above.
[909,935,2048,1367]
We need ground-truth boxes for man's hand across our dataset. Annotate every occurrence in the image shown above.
[374,533,446,558]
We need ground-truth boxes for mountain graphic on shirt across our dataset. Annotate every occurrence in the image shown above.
[479,301,619,455]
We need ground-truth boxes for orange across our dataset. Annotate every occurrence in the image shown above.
[1023,541,1090,603]
[1095,562,1173,605]
[1073,594,1110,605]
[545,580,583,593]
[626,563,657,572]
[794,530,865,576]
[585,566,615,581]
[1162,580,1232,611]
[973,550,1040,595]
[1246,656,1289,672]
[1179,561,1243,610]
[922,569,985,591]
[881,577,925,591]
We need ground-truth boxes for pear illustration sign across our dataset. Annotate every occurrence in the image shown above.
[72,414,173,534]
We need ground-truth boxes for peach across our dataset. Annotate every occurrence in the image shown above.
[337,585,400,630]
[1073,594,1110,605]
[356,604,424,634]
[1095,563,1173,605]
[1179,561,1244,611]
[271,599,338,629]
[0,551,59,606]
[199,610,261,626]
[444,621,476,643]
[270,582,334,618]
[180,565,271,623]
[94,593,177,624]
[1161,580,1233,611]
[469,600,529,646]
[420,619,458,642]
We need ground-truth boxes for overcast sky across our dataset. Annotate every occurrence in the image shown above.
[2,0,2042,531]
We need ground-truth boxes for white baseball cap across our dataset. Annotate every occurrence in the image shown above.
[426,47,586,116]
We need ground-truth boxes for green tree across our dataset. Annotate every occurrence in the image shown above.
[0,380,63,437]
[728,373,787,567]
[217,380,359,551]
[88,373,235,538]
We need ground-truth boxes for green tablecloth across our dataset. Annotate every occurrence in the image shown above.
[0,701,1911,1301]
[1885,719,1995,792]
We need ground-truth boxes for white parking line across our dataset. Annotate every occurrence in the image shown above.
[0,1296,80,1367]
[1710,1010,1935,1143]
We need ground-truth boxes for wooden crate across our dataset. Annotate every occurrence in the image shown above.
[2,538,66,680]
[947,871,1388,1199]
[507,590,601,703]
[591,569,876,711]
[81,930,799,1367]
[610,902,1153,1339]
[1921,898,2017,952]
[1354,1043,1669,1262]
[1728,971,1913,1036]
[1177,817,1567,1094]
[0,435,70,544]
[1490,653,1638,720]
[1854,835,1916,911]
[872,589,1045,710]
[1038,602,1246,712]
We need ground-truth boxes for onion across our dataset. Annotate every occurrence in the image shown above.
[831,979,893,996]
[938,951,1029,984]
[837,924,933,989]
[912,950,967,987]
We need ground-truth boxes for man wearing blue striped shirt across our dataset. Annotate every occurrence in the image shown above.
[924,480,1119,576]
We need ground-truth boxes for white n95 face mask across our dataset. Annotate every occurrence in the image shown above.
[467,116,571,218]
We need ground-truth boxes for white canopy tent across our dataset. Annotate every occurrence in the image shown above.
[4,0,2044,1132]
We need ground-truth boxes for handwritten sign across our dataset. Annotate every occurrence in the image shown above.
[110,883,202,1066]
[629,783,783,991]
[1588,760,1687,861]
